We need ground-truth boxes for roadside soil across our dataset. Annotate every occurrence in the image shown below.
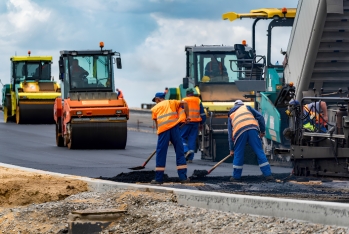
[1,166,349,234]
[0,166,88,207]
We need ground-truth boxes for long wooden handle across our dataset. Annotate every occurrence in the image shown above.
[208,154,233,174]
[142,150,157,167]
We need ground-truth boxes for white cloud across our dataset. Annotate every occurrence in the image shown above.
[117,14,291,107]
[0,1,293,109]
[6,0,50,31]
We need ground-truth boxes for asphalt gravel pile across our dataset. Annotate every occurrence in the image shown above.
[100,171,349,203]
[1,189,349,233]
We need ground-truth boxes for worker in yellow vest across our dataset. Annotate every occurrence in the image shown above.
[151,92,191,184]
[180,88,206,163]
[228,100,274,182]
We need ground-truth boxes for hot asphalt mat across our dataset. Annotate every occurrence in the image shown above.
[98,171,349,203]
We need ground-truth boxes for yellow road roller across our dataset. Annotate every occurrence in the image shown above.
[1,51,61,124]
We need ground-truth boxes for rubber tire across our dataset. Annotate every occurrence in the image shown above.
[56,122,64,147]
[16,105,21,124]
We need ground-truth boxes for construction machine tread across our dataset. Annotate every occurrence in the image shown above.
[67,121,127,149]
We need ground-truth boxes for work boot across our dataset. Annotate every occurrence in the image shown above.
[230,177,242,182]
[265,175,275,181]
[180,178,190,184]
[150,180,163,185]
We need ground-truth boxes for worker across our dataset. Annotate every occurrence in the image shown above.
[34,63,49,80]
[151,92,191,184]
[116,88,124,99]
[164,87,169,95]
[180,88,206,163]
[227,100,274,182]
[303,101,328,132]
[71,59,89,80]
[204,55,228,77]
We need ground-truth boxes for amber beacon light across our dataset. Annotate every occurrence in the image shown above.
[282,7,287,17]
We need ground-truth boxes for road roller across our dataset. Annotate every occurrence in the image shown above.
[54,42,129,149]
[1,52,61,124]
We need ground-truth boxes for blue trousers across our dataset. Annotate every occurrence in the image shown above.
[180,123,199,160]
[155,124,187,182]
[233,129,272,179]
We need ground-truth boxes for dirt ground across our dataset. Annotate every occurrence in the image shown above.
[1,166,349,233]
[0,166,88,208]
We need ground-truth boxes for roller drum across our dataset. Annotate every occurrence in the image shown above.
[69,121,127,149]
[17,102,55,124]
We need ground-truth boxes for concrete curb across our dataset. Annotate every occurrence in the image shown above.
[1,162,349,228]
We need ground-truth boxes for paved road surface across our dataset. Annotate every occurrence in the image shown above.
[0,110,291,179]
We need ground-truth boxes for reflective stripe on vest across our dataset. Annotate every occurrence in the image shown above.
[178,108,186,123]
[182,96,202,122]
[304,105,326,125]
[230,105,258,140]
[151,100,182,134]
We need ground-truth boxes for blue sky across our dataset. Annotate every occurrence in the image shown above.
[0,0,298,107]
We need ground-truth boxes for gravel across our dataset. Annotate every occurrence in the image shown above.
[0,189,348,233]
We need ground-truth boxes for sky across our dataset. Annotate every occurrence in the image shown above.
[0,0,298,108]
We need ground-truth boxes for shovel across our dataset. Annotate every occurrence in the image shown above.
[192,153,233,177]
[128,150,156,170]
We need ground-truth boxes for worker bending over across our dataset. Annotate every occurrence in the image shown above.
[116,88,124,99]
[228,100,274,182]
[151,92,191,184]
[180,88,206,163]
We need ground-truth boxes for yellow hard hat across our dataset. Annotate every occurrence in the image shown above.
[202,76,210,82]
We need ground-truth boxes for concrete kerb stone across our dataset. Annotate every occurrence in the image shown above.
[1,162,349,228]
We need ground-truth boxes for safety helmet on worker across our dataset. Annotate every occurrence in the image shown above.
[152,92,165,102]
[202,76,210,82]
[234,100,244,106]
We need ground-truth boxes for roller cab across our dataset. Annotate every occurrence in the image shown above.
[166,45,255,163]
[54,43,128,149]
[2,53,61,124]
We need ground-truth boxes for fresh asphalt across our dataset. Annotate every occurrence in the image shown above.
[0,110,291,179]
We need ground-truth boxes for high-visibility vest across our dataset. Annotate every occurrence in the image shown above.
[182,96,202,122]
[118,90,124,99]
[303,105,326,126]
[229,105,258,141]
[152,100,183,135]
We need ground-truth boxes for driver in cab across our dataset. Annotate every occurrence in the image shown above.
[70,59,89,87]
[204,55,228,82]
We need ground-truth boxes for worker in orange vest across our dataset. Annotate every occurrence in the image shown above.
[228,100,273,182]
[180,88,206,163]
[116,88,124,99]
[303,101,328,132]
[151,92,191,184]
